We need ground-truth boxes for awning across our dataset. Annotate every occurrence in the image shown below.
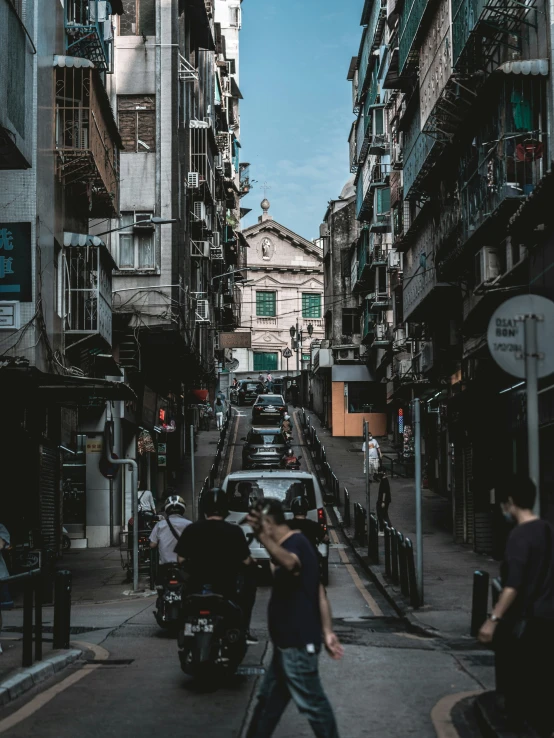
[497,59,548,76]
[63,232,118,271]
[230,78,243,99]
[237,232,250,248]
[0,366,135,403]
[332,365,375,382]
[53,55,95,69]
[240,207,252,218]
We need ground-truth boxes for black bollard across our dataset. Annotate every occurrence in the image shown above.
[405,538,419,608]
[384,525,392,577]
[391,528,399,583]
[399,536,409,597]
[53,570,72,650]
[369,513,379,564]
[470,570,490,637]
[22,577,34,667]
[344,489,351,527]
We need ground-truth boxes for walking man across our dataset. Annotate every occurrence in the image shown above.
[362,432,381,479]
[246,498,343,738]
[478,476,554,736]
[376,471,391,533]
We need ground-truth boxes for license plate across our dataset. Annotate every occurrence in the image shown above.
[185,618,214,635]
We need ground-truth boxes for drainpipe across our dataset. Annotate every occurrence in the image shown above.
[104,418,139,591]
[549,0,554,166]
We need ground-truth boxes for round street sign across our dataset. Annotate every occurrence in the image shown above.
[282,347,293,359]
[487,294,554,379]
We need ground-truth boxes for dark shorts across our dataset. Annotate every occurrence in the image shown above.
[0,582,14,610]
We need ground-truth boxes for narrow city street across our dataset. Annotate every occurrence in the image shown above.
[0,409,490,738]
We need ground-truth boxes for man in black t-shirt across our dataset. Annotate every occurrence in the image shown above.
[288,496,328,553]
[478,476,554,736]
[174,488,258,644]
[246,499,343,738]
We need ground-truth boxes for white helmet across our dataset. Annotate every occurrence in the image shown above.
[164,495,186,516]
[284,413,291,421]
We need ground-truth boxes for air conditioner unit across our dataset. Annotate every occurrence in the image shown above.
[191,240,210,258]
[193,201,207,223]
[334,347,359,362]
[188,172,199,188]
[316,349,334,368]
[375,324,387,340]
[195,299,210,323]
[319,223,330,238]
[388,250,402,270]
[474,246,501,288]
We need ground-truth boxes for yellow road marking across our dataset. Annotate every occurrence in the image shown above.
[329,527,384,616]
[431,691,483,738]
[0,641,109,734]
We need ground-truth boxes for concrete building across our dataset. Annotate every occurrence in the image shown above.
[233,200,324,398]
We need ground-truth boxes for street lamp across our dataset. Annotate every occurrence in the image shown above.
[307,323,314,337]
[94,215,178,237]
[289,325,296,339]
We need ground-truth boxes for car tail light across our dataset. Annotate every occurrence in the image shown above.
[279,406,285,411]
[318,508,327,532]
[200,610,211,615]
[169,579,178,584]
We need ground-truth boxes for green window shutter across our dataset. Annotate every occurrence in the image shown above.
[376,187,391,214]
[256,291,276,317]
[302,293,321,319]
[253,352,278,371]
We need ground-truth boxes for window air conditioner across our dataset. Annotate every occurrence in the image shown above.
[193,201,207,223]
[188,172,199,188]
[195,299,210,323]
[388,250,402,270]
[192,241,210,258]
[333,347,359,362]
[475,247,501,288]
[375,324,387,340]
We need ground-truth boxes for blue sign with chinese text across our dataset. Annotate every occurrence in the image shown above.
[0,222,32,301]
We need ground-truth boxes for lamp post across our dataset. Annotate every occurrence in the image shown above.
[290,322,314,406]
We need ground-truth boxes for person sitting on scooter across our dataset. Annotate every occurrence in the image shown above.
[281,413,293,436]
[174,488,258,644]
[288,496,329,552]
[150,496,192,580]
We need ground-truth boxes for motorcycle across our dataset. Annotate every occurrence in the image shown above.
[154,564,184,632]
[280,448,302,470]
[178,588,247,682]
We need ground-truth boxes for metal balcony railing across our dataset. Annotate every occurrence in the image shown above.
[65,0,114,72]
[55,67,120,216]
[190,121,216,202]
[398,0,429,76]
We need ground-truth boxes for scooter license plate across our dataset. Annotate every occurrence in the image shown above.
[185,618,214,635]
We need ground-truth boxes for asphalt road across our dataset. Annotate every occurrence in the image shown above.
[0,407,492,738]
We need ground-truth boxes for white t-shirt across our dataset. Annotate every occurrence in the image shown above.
[150,515,192,564]
[138,489,156,513]
[362,438,380,459]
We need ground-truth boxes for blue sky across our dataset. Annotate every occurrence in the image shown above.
[239,0,363,241]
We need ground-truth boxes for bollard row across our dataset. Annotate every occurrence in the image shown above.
[383,525,420,608]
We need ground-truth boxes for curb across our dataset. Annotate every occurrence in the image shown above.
[0,649,82,707]
[297,410,438,639]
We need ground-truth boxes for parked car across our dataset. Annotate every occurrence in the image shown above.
[241,428,288,469]
[230,381,259,406]
[221,470,329,583]
[251,394,287,424]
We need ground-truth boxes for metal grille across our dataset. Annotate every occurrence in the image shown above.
[40,445,59,550]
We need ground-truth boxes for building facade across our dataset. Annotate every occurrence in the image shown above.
[345,0,554,554]
[0,0,247,555]
[233,200,324,396]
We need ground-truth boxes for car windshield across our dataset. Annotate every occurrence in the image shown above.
[226,477,316,513]
[248,433,285,445]
[256,395,284,406]
[242,383,258,392]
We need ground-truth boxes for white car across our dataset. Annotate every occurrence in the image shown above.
[221,470,329,583]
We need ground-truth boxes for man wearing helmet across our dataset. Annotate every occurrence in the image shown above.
[149,496,192,570]
[289,496,328,553]
[174,487,258,644]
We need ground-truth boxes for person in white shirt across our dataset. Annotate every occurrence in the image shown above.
[138,489,156,515]
[362,433,381,479]
[150,496,192,567]
[214,395,226,430]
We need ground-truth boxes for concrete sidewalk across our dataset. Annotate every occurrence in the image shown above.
[298,409,498,639]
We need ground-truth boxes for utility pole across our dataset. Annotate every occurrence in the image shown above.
[413,398,423,605]
[190,424,196,520]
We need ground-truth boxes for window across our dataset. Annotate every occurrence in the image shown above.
[253,352,278,372]
[118,96,156,152]
[118,212,156,270]
[302,293,321,319]
[225,477,316,513]
[376,187,391,215]
[346,382,386,414]
[342,309,358,336]
[229,4,242,28]
[256,291,276,317]
[119,0,156,36]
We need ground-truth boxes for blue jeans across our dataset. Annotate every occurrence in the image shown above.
[246,646,340,738]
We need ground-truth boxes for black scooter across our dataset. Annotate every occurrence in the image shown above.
[154,564,185,633]
[178,587,247,682]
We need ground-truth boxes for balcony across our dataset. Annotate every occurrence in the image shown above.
[63,232,115,349]
[189,120,217,203]
[55,64,121,217]
[398,0,431,76]
[64,0,120,72]
[256,317,278,327]
[356,229,372,288]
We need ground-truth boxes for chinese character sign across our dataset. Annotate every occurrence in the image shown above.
[0,222,32,301]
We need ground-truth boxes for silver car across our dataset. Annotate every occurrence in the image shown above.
[221,471,329,580]
[241,428,288,469]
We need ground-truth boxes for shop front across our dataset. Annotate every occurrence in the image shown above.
[329,365,387,437]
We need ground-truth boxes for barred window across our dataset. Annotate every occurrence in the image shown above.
[302,293,321,319]
[119,0,156,36]
[256,291,276,317]
[118,96,156,152]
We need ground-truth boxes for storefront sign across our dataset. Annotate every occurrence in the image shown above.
[157,455,167,467]
[0,222,32,301]
[219,331,252,348]
[158,443,167,454]
[86,438,102,454]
